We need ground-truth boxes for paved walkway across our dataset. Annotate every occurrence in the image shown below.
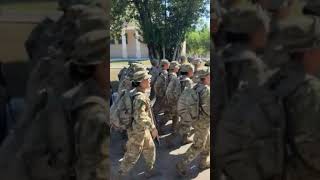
[110,121,210,180]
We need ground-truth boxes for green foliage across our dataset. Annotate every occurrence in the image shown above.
[186,25,210,57]
[111,0,209,60]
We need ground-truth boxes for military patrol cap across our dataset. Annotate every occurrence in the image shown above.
[130,63,146,72]
[279,20,320,53]
[169,61,180,70]
[197,68,210,79]
[132,70,152,82]
[180,63,195,73]
[192,58,203,65]
[160,59,170,66]
[223,9,266,34]
[70,30,106,65]
[69,5,107,35]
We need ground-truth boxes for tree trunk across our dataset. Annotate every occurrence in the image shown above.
[162,45,165,60]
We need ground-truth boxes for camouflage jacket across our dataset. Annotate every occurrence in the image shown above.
[195,83,210,122]
[154,70,168,97]
[285,74,320,174]
[166,72,181,103]
[64,78,109,180]
[131,89,156,133]
[179,75,193,92]
[149,66,161,85]
[117,76,132,94]
[192,70,199,83]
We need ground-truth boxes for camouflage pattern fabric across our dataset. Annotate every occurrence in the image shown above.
[179,76,193,92]
[164,72,181,130]
[63,79,109,180]
[149,66,161,100]
[117,77,132,95]
[153,70,169,115]
[25,5,107,105]
[176,76,194,139]
[177,83,210,169]
[119,129,155,175]
[119,90,156,175]
[285,75,320,180]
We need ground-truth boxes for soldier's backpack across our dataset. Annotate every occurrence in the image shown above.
[154,72,168,97]
[0,88,73,180]
[0,86,107,180]
[110,89,137,130]
[166,75,181,102]
[177,84,201,121]
[216,86,286,179]
[118,67,128,81]
[215,70,308,180]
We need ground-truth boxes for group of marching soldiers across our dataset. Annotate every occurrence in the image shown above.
[213,0,320,180]
[113,56,210,178]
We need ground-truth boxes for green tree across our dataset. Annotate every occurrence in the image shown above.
[186,24,210,57]
[111,0,209,61]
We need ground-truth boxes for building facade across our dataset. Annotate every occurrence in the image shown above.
[110,23,186,61]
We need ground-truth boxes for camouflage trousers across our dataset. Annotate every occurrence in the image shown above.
[178,119,210,167]
[177,113,194,137]
[153,95,166,116]
[163,102,179,131]
[76,135,109,180]
[119,129,156,175]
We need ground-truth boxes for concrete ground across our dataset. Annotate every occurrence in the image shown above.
[110,121,210,180]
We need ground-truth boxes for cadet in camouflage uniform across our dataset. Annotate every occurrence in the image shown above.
[149,60,161,100]
[118,71,160,178]
[220,8,270,100]
[118,61,141,82]
[192,58,204,83]
[271,13,320,180]
[215,8,273,180]
[153,59,170,122]
[176,63,195,145]
[164,61,181,131]
[26,4,107,106]
[117,63,146,94]
[176,68,210,176]
[64,30,109,180]
[0,30,109,180]
[256,0,295,69]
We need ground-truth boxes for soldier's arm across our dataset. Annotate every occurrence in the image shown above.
[75,104,109,180]
[133,98,156,132]
[200,87,210,120]
[173,78,181,100]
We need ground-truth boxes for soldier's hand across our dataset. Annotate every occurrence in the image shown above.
[151,128,158,139]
